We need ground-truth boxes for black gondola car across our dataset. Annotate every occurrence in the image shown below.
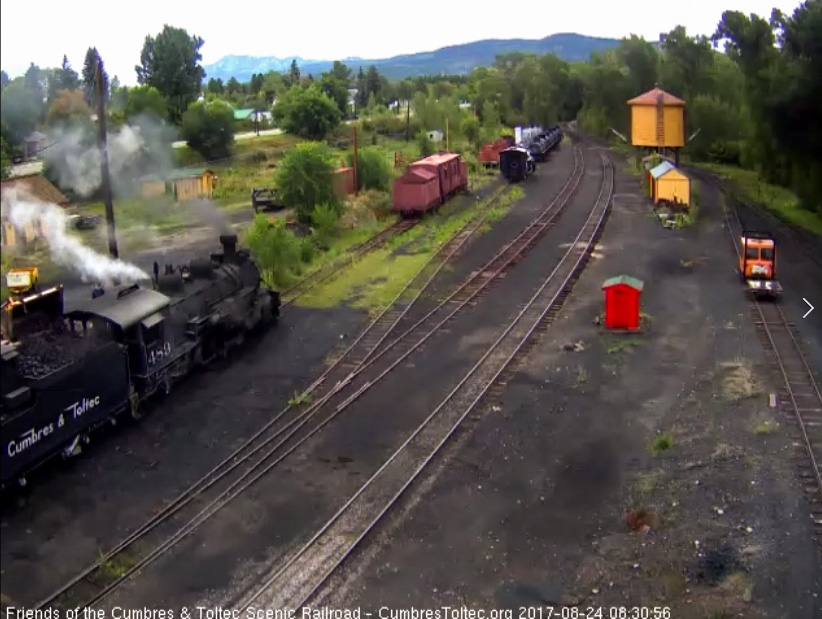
[499,147,536,182]
[1,234,280,490]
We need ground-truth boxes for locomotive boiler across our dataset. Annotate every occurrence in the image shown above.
[1,234,280,490]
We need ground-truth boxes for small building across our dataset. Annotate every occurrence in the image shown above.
[648,161,690,207]
[139,169,215,202]
[602,275,644,331]
[333,167,356,199]
[627,86,686,164]
[0,174,71,247]
[23,132,47,160]
[427,130,443,142]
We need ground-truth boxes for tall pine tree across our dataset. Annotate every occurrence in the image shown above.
[82,47,109,108]
[289,60,301,87]
[59,55,81,91]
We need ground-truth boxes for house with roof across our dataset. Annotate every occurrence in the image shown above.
[0,174,71,247]
[139,168,216,202]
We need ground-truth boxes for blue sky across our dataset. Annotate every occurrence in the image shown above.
[1,0,804,86]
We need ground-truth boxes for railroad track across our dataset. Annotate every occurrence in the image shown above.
[33,181,515,611]
[230,152,614,610]
[723,199,822,546]
[280,217,419,307]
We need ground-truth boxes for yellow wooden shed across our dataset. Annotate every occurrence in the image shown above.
[1,174,71,247]
[649,161,690,207]
[139,168,216,202]
[627,87,686,150]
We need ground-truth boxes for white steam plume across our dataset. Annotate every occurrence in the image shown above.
[44,115,175,199]
[2,187,150,286]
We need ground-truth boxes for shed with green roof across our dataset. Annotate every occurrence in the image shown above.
[602,275,644,330]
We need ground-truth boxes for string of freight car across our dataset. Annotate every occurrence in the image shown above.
[280,218,419,307]
[234,153,614,610]
[33,180,515,611]
[71,144,585,610]
[722,197,822,546]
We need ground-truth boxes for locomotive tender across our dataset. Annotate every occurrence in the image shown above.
[1,234,280,489]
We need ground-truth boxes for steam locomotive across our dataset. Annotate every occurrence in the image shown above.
[499,125,564,183]
[0,234,280,490]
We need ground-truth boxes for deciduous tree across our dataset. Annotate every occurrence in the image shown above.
[180,99,235,160]
[272,85,341,140]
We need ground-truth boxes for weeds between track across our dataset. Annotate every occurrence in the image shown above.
[231,152,614,610]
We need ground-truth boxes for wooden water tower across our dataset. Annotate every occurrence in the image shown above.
[627,86,686,165]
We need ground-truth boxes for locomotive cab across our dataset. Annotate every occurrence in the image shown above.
[739,232,781,297]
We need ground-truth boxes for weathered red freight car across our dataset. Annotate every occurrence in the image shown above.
[392,152,468,215]
[392,167,441,214]
[479,137,514,168]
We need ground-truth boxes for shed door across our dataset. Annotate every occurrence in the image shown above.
[611,287,631,326]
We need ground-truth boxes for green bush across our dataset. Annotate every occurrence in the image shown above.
[311,202,341,250]
[416,131,435,157]
[362,113,421,137]
[272,85,342,140]
[275,142,339,223]
[345,146,394,192]
[181,99,236,161]
[461,116,480,145]
[242,215,303,289]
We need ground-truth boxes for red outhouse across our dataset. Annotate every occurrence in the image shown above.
[602,275,644,330]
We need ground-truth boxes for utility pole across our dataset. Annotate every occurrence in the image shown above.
[352,124,359,195]
[96,60,118,259]
[446,118,450,152]
[405,98,411,142]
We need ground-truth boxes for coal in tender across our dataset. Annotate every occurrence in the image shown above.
[12,321,102,379]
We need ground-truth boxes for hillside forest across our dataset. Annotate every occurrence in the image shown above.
[0,2,820,220]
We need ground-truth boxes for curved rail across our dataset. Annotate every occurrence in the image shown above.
[280,218,419,307]
[34,182,512,610]
[723,196,822,539]
[233,153,614,610]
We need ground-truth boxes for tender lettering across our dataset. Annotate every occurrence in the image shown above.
[6,423,55,457]
[5,395,101,458]
[148,341,173,366]
[66,395,101,418]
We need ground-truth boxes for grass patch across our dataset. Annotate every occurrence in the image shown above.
[634,470,661,495]
[604,337,642,355]
[288,390,314,407]
[575,366,589,385]
[697,162,822,237]
[649,433,673,455]
[719,358,762,400]
[751,415,779,436]
[97,551,136,582]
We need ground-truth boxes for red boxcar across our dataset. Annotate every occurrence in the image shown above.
[479,137,514,168]
[392,152,468,215]
[392,167,441,214]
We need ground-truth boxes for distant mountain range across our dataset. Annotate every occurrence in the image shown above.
[203,33,621,83]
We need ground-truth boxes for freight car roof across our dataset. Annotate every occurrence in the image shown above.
[69,286,170,329]
[412,153,462,166]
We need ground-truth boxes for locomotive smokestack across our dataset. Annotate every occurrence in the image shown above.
[220,234,238,261]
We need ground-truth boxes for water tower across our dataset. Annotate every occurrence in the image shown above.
[626,86,686,165]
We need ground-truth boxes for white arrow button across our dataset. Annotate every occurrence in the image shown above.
[803,298,815,319]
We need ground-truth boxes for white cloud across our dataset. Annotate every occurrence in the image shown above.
[0,0,804,86]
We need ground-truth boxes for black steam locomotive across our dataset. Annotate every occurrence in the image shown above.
[499,125,563,183]
[0,234,280,490]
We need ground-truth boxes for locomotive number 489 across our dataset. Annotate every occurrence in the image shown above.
[148,342,173,366]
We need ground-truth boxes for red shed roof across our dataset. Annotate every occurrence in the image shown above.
[412,153,462,166]
[626,87,685,106]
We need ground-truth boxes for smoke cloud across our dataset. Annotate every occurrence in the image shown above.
[43,114,175,199]
[2,187,150,286]
[185,198,233,236]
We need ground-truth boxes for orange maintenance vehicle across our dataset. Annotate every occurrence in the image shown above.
[739,231,781,297]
